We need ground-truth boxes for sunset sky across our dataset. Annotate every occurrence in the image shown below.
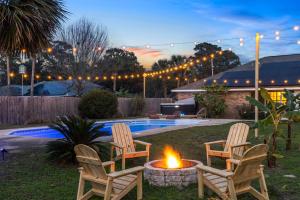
[65,0,300,68]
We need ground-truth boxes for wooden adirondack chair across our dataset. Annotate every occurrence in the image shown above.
[74,144,145,200]
[197,144,269,200]
[111,123,152,169]
[205,123,250,166]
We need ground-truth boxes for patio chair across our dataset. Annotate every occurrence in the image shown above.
[110,123,152,169]
[197,144,269,200]
[74,144,144,200]
[205,123,250,167]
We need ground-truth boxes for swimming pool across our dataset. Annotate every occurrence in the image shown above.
[10,119,203,139]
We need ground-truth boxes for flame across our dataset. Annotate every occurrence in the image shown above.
[163,146,182,169]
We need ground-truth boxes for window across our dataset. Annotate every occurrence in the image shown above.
[268,91,286,104]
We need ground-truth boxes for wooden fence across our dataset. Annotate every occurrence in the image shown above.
[0,96,172,125]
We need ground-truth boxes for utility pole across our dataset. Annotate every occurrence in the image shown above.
[210,54,215,76]
[255,33,261,138]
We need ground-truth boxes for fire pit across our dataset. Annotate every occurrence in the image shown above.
[144,146,202,188]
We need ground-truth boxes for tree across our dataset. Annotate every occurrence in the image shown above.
[0,0,68,96]
[152,59,172,98]
[194,84,228,118]
[169,55,187,87]
[246,88,286,167]
[59,18,108,68]
[99,48,144,92]
[193,42,240,78]
[283,89,300,150]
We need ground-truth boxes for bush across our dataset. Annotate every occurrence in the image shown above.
[194,84,227,118]
[237,104,267,119]
[78,89,118,119]
[129,96,145,116]
[46,116,108,164]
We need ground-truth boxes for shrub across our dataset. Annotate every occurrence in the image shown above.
[129,96,145,116]
[194,84,227,118]
[78,89,118,119]
[46,116,109,164]
[237,104,267,119]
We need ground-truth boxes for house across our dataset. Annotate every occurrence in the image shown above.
[172,54,300,118]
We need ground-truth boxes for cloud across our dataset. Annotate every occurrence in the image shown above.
[126,47,163,58]
[195,3,289,29]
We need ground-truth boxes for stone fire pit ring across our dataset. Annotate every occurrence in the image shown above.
[144,159,202,188]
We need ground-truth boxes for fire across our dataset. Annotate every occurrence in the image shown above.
[163,146,183,169]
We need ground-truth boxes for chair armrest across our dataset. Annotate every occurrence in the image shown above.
[226,159,240,171]
[134,140,152,146]
[110,142,125,149]
[230,142,251,155]
[197,164,233,178]
[108,166,145,179]
[204,140,226,146]
[227,159,240,165]
[230,142,251,149]
[102,161,115,172]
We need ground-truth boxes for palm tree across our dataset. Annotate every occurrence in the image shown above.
[0,0,68,95]
[283,89,300,150]
[246,88,286,167]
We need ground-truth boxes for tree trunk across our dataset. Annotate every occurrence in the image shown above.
[6,55,11,86]
[163,80,167,98]
[286,121,292,151]
[30,54,36,96]
[268,129,277,168]
[113,73,117,92]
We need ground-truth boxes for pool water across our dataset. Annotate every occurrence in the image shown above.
[10,119,203,139]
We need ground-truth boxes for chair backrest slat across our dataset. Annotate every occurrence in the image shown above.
[112,123,135,156]
[224,123,249,156]
[233,144,268,186]
[74,144,107,180]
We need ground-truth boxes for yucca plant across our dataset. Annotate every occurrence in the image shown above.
[46,116,108,164]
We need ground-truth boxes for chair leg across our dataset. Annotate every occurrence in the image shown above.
[77,176,85,200]
[137,171,143,200]
[197,170,204,199]
[259,166,270,200]
[206,154,212,166]
[104,178,113,200]
[122,156,126,170]
[227,178,237,200]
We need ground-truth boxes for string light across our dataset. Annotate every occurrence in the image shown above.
[246,80,250,84]
[284,80,288,84]
[47,48,53,53]
[68,76,72,80]
[35,75,40,79]
[23,74,28,78]
[47,75,52,80]
[293,26,299,31]
[271,80,275,84]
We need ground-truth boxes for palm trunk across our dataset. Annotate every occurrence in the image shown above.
[30,54,36,96]
[163,80,167,98]
[113,73,117,92]
[6,55,11,86]
[286,121,292,151]
[268,128,277,168]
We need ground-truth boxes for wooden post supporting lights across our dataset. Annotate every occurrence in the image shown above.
[255,33,261,138]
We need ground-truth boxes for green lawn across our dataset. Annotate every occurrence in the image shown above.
[1,122,300,200]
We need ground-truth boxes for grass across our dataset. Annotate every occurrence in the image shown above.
[1,122,300,199]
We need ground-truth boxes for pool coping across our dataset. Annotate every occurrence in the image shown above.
[0,118,242,150]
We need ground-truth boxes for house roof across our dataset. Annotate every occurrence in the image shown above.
[27,80,103,96]
[172,54,300,92]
